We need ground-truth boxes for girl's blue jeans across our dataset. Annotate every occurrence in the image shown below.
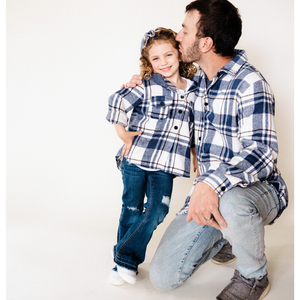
[113,158,174,272]
[149,181,280,291]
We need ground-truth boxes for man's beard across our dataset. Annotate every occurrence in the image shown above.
[180,38,201,63]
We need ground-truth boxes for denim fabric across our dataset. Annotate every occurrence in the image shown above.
[149,182,279,291]
[113,158,174,272]
[219,182,280,279]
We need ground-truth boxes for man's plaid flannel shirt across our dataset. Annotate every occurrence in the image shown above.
[179,50,288,221]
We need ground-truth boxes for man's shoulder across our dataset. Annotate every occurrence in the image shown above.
[231,50,268,85]
[228,61,270,95]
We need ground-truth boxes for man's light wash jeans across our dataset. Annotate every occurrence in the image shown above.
[149,182,280,291]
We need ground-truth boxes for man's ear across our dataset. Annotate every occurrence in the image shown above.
[200,37,214,53]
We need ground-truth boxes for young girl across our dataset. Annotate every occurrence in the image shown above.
[106,27,198,285]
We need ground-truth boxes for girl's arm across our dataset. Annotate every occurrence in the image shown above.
[114,124,142,157]
[191,147,200,177]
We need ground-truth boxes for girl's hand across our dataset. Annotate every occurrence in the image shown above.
[114,124,142,157]
[120,130,143,157]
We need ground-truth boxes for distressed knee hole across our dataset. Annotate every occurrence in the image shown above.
[162,196,171,207]
[124,205,140,212]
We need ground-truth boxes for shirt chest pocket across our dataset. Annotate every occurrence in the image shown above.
[148,96,173,119]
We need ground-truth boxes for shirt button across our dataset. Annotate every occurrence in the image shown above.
[174,126,178,130]
[204,102,208,106]
[221,186,226,191]
[178,110,183,114]
[180,95,184,99]
[199,137,201,141]
[160,101,164,106]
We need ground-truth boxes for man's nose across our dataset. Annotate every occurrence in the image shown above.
[176,31,182,42]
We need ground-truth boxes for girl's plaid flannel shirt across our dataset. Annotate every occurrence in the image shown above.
[106,73,197,178]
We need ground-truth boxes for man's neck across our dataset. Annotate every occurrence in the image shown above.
[196,53,233,81]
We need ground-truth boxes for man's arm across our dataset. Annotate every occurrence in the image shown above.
[196,80,278,198]
[187,78,277,229]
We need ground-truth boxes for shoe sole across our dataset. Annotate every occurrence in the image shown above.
[258,282,271,300]
[117,265,137,285]
[211,257,236,265]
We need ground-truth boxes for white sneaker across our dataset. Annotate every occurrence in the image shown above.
[109,269,127,286]
[117,265,137,284]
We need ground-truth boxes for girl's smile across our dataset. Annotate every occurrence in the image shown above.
[160,66,172,72]
[148,41,181,84]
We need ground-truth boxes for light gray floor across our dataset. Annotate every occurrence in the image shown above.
[7,212,294,300]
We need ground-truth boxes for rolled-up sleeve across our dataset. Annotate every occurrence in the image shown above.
[106,85,145,127]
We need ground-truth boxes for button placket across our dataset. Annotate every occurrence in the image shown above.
[174,92,188,131]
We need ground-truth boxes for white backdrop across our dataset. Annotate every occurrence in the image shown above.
[7,0,294,282]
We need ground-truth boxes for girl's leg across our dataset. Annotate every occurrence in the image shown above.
[111,158,147,280]
[114,170,174,272]
[117,159,147,243]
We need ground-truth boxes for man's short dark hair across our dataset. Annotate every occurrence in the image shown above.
[186,0,242,57]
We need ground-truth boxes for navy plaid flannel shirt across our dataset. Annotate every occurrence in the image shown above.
[179,50,288,221]
[106,73,197,177]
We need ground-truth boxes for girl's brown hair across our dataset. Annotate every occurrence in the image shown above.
[140,27,197,80]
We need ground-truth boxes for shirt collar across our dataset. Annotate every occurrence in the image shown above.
[196,49,248,80]
[150,73,198,93]
[217,49,248,77]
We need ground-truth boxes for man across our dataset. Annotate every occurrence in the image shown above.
[128,0,288,299]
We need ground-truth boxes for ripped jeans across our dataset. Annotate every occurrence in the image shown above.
[113,158,174,272]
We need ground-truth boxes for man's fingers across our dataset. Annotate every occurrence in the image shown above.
[186,213,192,223]
[129,75,143,86]
[213,210,227,228]
[132,74,143,81]
[125,82,137,88]
[187,208,225,230]
[186,210,202,225]
[208,219,222,230]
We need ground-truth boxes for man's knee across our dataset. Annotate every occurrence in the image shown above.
[149,255,178,292]
[219,187,256,221]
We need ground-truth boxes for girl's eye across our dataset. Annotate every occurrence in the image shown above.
[152,58,158,61]
[167,54,172,57]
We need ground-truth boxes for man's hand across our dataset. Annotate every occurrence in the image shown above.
[114,124,142,157]
[121,74,143,89]
[186,182,227,230]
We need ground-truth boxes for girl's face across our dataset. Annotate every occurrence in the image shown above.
[148,41,180,81]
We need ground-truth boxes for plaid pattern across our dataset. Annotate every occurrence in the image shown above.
[106,73,197,177]
[179,50,288,220]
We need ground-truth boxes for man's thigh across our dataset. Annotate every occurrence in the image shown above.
[219,182,280,226]
[149,213,225,291]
